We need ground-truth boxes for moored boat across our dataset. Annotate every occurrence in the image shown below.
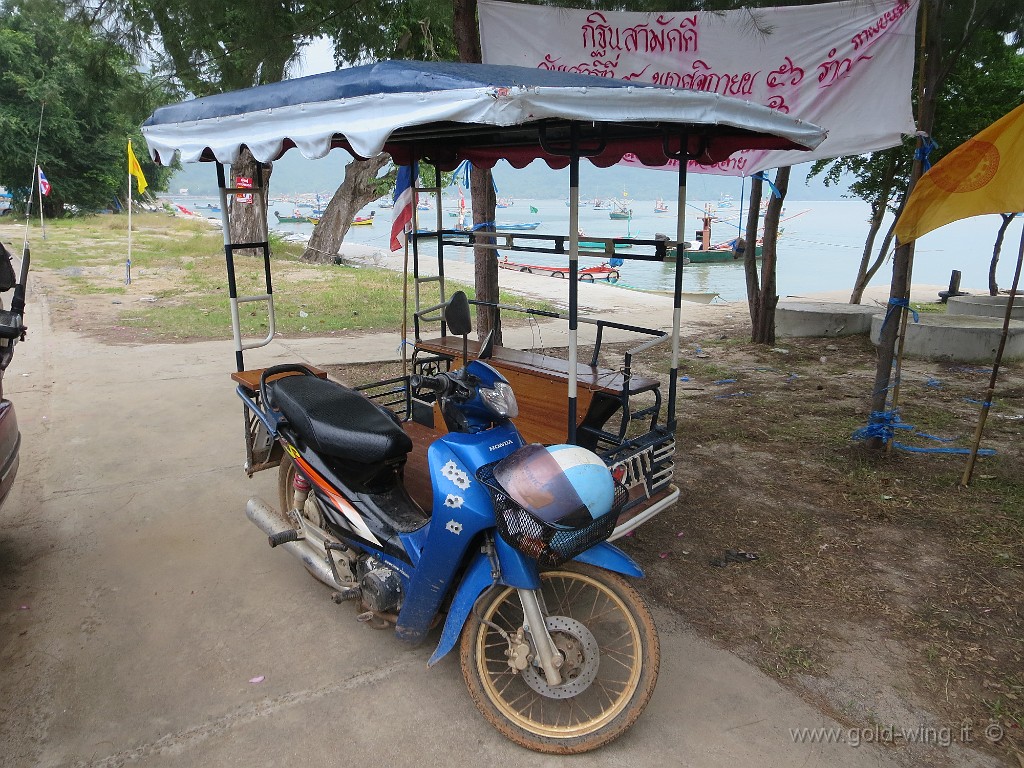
[497,255,620,283]
[495,221,540,230]
[609,198,632,220]
[274,210,310,223]
[352,211,375,225]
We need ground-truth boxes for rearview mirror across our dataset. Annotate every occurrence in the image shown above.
[446,291,472,336]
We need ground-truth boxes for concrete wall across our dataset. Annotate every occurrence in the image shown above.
[870,313,1024,362]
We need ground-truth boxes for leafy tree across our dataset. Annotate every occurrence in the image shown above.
[0,0,172,216]
[862,1,1024,450]
[811,26,1024,304]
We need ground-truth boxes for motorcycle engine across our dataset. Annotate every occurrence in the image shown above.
[358,556,403,614]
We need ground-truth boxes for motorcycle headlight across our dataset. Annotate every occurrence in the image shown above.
[480,381,518,418]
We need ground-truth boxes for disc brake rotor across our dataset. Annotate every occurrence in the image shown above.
[521,616,600,699]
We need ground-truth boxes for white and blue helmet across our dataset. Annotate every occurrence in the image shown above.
[493,443,616,528]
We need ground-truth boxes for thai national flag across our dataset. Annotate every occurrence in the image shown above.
[38,166,51,196]
[390,163,418,251]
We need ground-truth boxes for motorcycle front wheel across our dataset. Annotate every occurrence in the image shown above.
[459,562,659,754]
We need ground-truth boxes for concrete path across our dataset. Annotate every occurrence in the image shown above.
[0,290,898,768]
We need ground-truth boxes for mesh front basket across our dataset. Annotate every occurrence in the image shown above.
[478,462,628,568]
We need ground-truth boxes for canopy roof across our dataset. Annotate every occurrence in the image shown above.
[142,60,826,171]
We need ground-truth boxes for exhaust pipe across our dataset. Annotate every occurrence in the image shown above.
[245,497,343,590]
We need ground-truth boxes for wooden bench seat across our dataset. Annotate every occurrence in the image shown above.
[231,365,329,392]
[415,337,659,395]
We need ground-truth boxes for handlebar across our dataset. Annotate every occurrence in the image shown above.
[410,373,449,395]
[410,371,473,401]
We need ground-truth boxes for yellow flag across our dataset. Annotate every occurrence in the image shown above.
[895,103,1024,244]
[127,140,149,195]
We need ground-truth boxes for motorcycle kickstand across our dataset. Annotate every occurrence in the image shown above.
[518,588,564,687]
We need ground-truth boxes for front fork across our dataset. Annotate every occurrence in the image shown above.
[518,589,564,686]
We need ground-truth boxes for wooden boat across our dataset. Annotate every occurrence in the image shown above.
[497,255,620,283]
[495,221,540,230]
[624,287,721,304]
[665,204,761,262]
[274,211,309,223]
[308,217,320,225]
[654,198,670,214]
[352,211,375,226]
[578,239,633,252]
[683,243,762,263]
[496,196,514,208]
[609,199,632,220]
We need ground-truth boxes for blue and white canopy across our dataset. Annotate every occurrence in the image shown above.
[142,60,825,170]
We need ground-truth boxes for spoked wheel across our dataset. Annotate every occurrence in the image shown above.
[459,562,659,754]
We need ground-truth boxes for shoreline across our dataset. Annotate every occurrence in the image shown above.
[332,240,952,317]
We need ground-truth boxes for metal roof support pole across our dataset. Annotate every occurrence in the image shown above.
[567,129,581,444]
[665,133,690,430]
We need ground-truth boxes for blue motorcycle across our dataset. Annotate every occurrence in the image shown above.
[239,292,659,753]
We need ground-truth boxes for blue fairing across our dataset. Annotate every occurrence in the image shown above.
[428,540,643,665]
[394,422,523,645]
[573,540,644,578]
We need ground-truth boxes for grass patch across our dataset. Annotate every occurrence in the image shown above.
[21,212,554,341]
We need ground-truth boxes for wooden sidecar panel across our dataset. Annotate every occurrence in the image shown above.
[414,336,658,446]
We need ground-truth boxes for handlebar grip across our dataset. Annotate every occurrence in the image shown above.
[410,373,448,395]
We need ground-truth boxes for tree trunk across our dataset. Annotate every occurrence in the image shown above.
[743,174,764,326]
[867,0,943,450]
[743,171,787,345]
[470,165,501,342]
[989,214,1014,295]
[749,168,789,345]
[850,150,898,304]
[301,156,390,264]
[227,148,272,257]
[453,0,501,343]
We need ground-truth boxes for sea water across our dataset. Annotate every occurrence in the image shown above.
[171,195,1024,303]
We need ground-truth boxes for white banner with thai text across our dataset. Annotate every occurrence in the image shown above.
[479,0,918,175]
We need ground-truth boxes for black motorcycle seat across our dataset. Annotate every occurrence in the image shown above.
[270,375,412,463]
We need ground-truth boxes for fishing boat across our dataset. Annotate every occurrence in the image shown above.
[274,210,310,223]
[681,242,762,263]
[654,198,670,214]
[592,198,609,210]
[308,217,320,225]
[665,205,761,262]
[377,197,394,209]
[717,193,734,209]
[667,204,808,262]
[497,255,620,283]
[352,211,375,225]
[495,221,540,231]
[609,199,632,220]
[496,196,514,208]
[578,239,633,253]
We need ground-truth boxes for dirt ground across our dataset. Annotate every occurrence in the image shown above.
[41,281,1024,768]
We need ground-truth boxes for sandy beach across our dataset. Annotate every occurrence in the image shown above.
[330,240,950,342]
